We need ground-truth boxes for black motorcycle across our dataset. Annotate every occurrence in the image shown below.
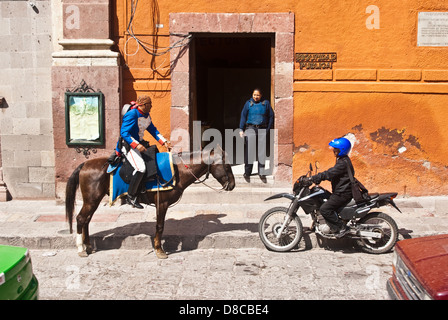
[258,163,401,254]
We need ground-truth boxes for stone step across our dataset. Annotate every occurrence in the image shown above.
[180,185,291,204]
[179,162,292,204]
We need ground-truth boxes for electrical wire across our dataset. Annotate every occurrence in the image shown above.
[125,0,192,71]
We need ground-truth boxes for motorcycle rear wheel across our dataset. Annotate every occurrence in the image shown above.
[258,207,303,252]
[356,212,398,254]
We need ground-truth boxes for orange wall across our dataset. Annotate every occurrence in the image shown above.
[113,0,448,195]
[293,92,448,196]
[291,0,448,196]
[115,0,448,70]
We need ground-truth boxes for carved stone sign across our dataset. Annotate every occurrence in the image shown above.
[418,12,448,47]
[295,52,337,70]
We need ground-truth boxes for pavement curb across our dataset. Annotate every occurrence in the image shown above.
[1,195,448,254]
[0,221,441,254]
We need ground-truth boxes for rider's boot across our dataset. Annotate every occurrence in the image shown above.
[326,219,348,237]
[126,171,145,209]
[331,220,349,238]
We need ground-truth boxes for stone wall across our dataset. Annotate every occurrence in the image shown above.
[51,0,121,198]
[0,1,55,199]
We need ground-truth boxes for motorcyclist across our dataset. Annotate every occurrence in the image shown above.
[309,137,354,237]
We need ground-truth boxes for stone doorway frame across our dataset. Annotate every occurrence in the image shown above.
[169,12,294,182]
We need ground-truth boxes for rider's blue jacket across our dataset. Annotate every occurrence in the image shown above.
[116,106,166,153]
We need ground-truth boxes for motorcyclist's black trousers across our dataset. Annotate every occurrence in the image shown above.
[320,193,352,228]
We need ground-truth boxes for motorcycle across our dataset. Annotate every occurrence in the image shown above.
[258,163,401,254]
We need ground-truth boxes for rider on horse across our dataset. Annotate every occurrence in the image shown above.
[117,95,171,209]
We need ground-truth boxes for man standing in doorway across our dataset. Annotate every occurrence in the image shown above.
[239,88,274,181]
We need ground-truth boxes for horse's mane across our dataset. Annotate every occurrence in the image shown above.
[173,148,226,165]
[173,150,206,165]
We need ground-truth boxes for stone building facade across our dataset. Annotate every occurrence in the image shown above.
[1,0,448,200]
[0,1,55,199]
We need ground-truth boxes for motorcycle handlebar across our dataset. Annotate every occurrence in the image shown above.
[292,163,320,193]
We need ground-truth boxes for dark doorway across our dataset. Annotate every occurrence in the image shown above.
[191,34,273,154]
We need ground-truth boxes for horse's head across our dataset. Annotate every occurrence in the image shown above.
[208,147,235,191]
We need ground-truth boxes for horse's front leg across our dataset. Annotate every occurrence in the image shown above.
[154,201,168,259]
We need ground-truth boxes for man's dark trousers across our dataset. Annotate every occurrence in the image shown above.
[320,193,352,229]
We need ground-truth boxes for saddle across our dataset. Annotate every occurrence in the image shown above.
[108,150,176,206]
[119,145,159,184]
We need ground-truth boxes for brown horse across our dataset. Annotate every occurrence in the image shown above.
[65,148,235,259]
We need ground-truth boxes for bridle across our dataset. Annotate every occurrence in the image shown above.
[178,153,231,192]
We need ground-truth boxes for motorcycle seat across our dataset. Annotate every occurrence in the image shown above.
[369,193,379,200]
[343,193,379,208]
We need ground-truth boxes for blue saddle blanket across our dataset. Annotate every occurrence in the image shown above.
[108,152,176,206]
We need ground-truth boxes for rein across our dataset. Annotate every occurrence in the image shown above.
[178,153,230,193]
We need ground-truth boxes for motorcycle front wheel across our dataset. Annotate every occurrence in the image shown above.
[258,207,303,252]
[356,212,399,254]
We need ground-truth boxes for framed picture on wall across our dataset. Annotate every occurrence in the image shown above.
[65,91,104,146]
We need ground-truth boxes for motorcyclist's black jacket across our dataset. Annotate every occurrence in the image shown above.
[312,155,354,197]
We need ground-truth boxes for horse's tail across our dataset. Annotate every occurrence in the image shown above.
[65,162,85,234]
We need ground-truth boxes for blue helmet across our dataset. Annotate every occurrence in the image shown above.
[329,137,351,156]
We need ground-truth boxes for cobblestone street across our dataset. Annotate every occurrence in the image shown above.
[31,247,393,301]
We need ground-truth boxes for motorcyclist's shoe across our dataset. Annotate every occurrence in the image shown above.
[333,224,350,238]
[327,220,349,238]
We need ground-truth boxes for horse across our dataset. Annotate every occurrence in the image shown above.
[65,148,235,259]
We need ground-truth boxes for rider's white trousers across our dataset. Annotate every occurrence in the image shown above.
[122,146,146,174]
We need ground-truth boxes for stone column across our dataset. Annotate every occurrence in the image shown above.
[0,118,7,200]
[169,34,191,153]
[0,97,6,201]
[51,0,121,198]
[0,169,7,202]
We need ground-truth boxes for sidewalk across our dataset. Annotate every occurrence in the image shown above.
[1,191,448,253]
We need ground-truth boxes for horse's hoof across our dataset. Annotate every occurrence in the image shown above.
[78,251,89,258]
[155,250,168,259]
[86,246,94,254]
